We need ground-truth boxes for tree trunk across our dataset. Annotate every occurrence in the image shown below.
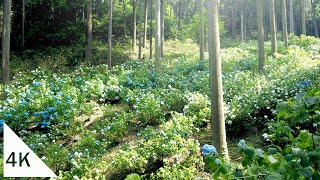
[85,0,93,60]
[199,0,204,60]
[155,0,161,69]
[289,0,294,34]
[143,0,148,48]
[240,0,244,43]
[108,0,113,69]
[282,0,288,48]
[207,0,228,157]
[123,0,127,37]
[2,0,11,84]
[138,0,143,60]
[160,0,164,58]
[270,0,277,55]
[150,0,153,59]
[244,16,247,40]
[257,0,265,72]
[264,1,269,40]
[22,0,25,50]
[132,0,137,51]
[301,0,306,35]
[311,0,319,37]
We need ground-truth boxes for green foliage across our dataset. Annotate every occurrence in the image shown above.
[125,173,141,180]
[204,87,320,179]
[181,11,225,42]
[1,36,320,179]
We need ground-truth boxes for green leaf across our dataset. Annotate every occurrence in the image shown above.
[277,109,287,119]
[295,111,308,123]
[125,173,141,180]
[312,171,320,180]
[268,147,278,155]
[285,154,294,162]
[292,147,303,156]
[296,92,306,100]
[300,156,311,168]
[243,146,255,158]
[255,148,265,158]
[288,133,294,141]
[268,155,278,163]
[307,151,320,163]
[306,97,317,106]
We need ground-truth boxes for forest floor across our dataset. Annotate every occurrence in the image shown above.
[0,36,320,179]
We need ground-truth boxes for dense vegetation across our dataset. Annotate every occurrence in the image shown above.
[0,35,319,179]
[1,0,320,179]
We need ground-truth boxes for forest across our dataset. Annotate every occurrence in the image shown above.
[0,0,320,179]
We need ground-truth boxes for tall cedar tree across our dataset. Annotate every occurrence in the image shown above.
[257,0,265,72]
[270,0,277,55]
[138,0,143,60]
[155,0,161,69]
[199,0,204,60]
[132,0,137,51]
[301,0,306,35]
[85,0,93,60]
[2,0,12,84]
[207,0,228,157]
[108,0,113,69]
[282,0,288,48]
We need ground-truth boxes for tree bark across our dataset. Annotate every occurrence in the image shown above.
[301,0,306,35]
[289,0,294,34]
[160,0,164,58]
[143,0,148,48]
[270,0,277,55]
[132,0,137,51]
[150,0,153,59]
[311,0,319,37]
[2,0,11,84]
[22,0,25,50]
[123,0,127,37]
[207,0,228,157]
[138,0,143,59]
[282,0,288,48]
[108,0,113,69]
[155,0,161,69]
[240,0,244,43]
[257,0,265,72]
[85,0,93,60]
[199,0,204,60]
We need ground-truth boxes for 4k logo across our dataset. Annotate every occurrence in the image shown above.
[6,152,30,167]
[3,123,57,177]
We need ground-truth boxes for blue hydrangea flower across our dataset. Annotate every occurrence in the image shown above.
[95,140,100,145]
[43,115,50,120]
[5,113,12,118]
[300,81,311,86]
[65,122,70,126]
[24,112,29,117]
[237,139,246,148]
[48,107,56,112]
[41,121,50,126]
[182,131,188,136]
[136,132,141,137]
[201,144,217,155]
[215,158,221,165]
[33,81,41,87]
[66,96,71,101]
[0,120,4,129]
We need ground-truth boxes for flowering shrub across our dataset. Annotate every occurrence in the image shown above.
[184,92,210,128]
[0,35,319,179]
